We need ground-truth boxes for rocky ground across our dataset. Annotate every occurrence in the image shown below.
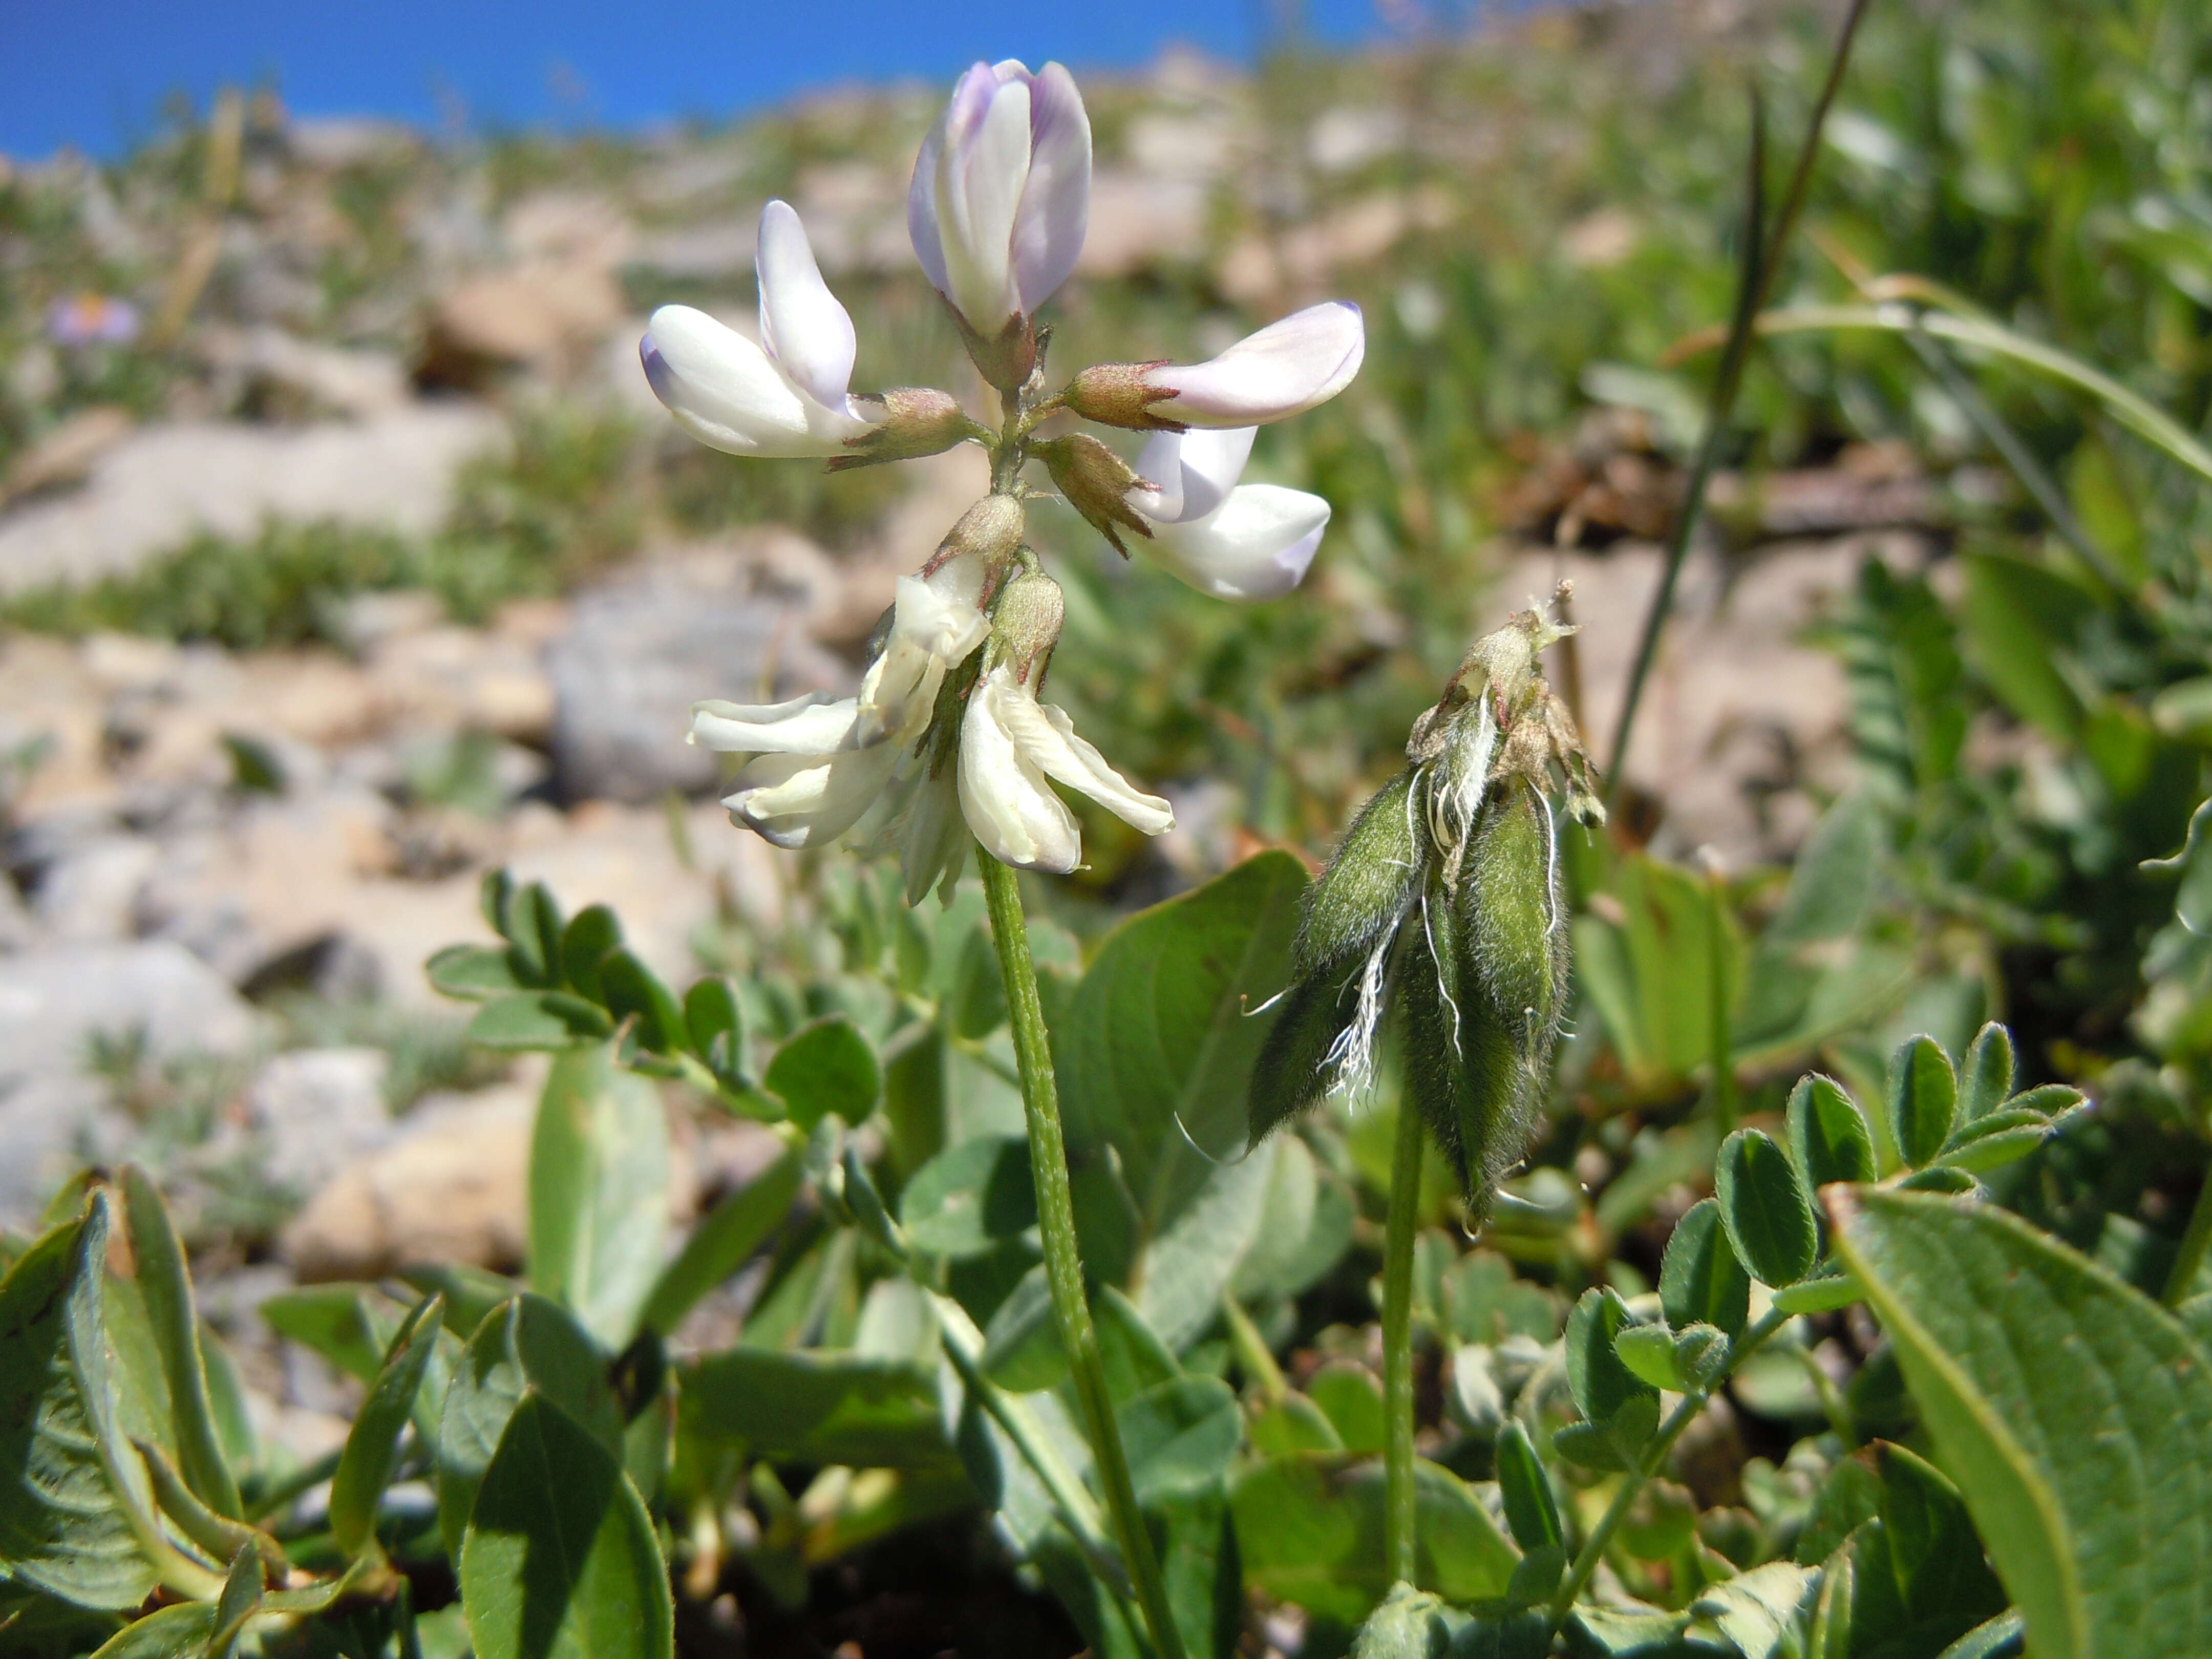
[0,0,1947,1473]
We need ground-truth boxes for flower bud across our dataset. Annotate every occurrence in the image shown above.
[930,493,1026,581]
[909,61,1091,338]
[990,567,1065,682]
[1034,432,1156,556]
[1060,360,1184,432]
[827,387,975,471]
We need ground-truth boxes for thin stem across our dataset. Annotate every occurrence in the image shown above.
[1221,1290,1289,1406]
[929,1292,1132,1600]
[2162,1166,2212,1307]
[1547,1304,1792,1627]
[980,851,1189,1659]
[1605,0,1871,794]
[1381,1094,1426,1587]
[1705,868,1737,1140]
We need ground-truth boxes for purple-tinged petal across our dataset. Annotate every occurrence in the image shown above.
[1009,62,1091,315]
[906,117,949,293]
[1146,302,1366,428]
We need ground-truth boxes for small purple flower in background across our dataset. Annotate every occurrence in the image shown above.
[47,293,141,347]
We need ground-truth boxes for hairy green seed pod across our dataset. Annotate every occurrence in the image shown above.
[1403,779,1567,1218]
[1249,768,1426,1144]
[1351,1583,1450,1659]
[1294,767,1424,980]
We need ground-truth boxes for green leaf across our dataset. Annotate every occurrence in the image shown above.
[1249,1394,1343,1455]
[426,943,526,1002]
[683,976,747,1088]
[1689,1560,1816,1659]
[980,1266,1063,1393]
[1565,1287,1656,1425]
[1831,1187,2212,1659]
[529,1045,672,1349]
[1230,1455,1517,1625]
[1787,1074,1878,1189]
[129,1439,280,1586]
[1306,1363,1387,1456]
[681,1349,951,1469]
[1961,552,2088,741]
[399,1262,522,1341]
[764,1018,881,1132]
[900,1134,1036,1260]
[1886,1036,1960,1171]
[1494,1421,1562,1553]
[1136,1143,1277,1353]
[560,905,623,1004]
[118,1167,240,1520]
[0,1205,162,1610]
[1059,852,1306,1233]
[1118,1377,1240,1506]
[1958,1024,2016,1123]
[86,1604,214,1658]
[1613,1323,1687,1392]
[258,1283,410,1384]
[466,991,613,1050]
[497,880,565,988]
[1659,1198,1750,1338]
[597,948,687,1056]
[460,1393,672,1659]
[1770,1269,1866,1314]
[437,1294,625,1562]
[1716,1129,1818,1286]
[637,1148,802,1338]
[1899,1166,1979,1195]
[207,1543,262,1659]
[1938,1611,2025,1659]
[1094,1286,1181,1405]
[1936,1109,2056,1173]
[330,1291,444,1558]
[1869,1440,2006,1634]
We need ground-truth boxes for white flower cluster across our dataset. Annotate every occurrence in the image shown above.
[640,59,1366,892]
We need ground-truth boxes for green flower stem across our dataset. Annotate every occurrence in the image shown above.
[980,850,1189,1659]
[1381,1093,1426,1586]
[2162,1166,2212,1307]
[1546,1303,1792,1628]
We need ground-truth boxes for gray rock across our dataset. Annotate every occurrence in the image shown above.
[30,832,159,942]
[241,1047,391,1196]
[0,941,260,1224]
[0,406,507,594]
[545,549,848,803]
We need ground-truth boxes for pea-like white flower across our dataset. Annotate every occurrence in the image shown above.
[958,662,1173,874]
[640,200,880,458]
[688,559,989,847]
[908,60,1091,336]
[1126,427,1332,602]
[1147,302,1366,428]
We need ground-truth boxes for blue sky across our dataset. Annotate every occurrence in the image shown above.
[0,1,1393,159]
